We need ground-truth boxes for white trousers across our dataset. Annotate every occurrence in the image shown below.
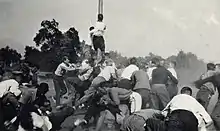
[130,92,142,113]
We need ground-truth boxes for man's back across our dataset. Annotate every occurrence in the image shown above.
[163,94,212,125]
[199,70,216,94]
[151,66,169,85]
[121,64,139,80]
[132,70,151,90]
[93,22,106,36]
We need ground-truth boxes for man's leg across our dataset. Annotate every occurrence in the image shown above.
[95,110,106,131]
[58,78,67,97]
[196,88,211,110]
[166,83,178,99]
[130,92,142,113]
[53,76,61,106]
[135,89,151,109]
[211,99,220,130]
[152,84,170,110]
[65,77,80,95]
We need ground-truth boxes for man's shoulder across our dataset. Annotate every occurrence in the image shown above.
[1,79,18,84]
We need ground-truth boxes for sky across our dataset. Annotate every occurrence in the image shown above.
[0,0,220,62]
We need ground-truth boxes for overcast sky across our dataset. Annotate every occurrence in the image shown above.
[0,0,220,62]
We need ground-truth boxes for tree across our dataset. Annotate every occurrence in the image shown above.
[33,19,81,71]
[0,46,21,67]
[24,46,41,66]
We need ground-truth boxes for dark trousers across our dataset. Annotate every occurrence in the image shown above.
[196,88,212,110]
[166,82,178,99]
[65,77,91,105]
[93,36,105,52]
[84,104,106,122]
[134,88,151,109]
[211,98,220,130]
[151,84,170,110]
[53,75,67,106]
[166,110,198,131]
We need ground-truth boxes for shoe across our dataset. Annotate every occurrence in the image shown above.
[81,119,88,125]
[55,105,63,110]
[74,119,82,126]
[74,119,88,126]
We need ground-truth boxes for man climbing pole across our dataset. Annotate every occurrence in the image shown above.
[89,0,106,65]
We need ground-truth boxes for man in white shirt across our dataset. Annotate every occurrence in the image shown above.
[167,61,178,99]
[90,14,106,64]
[76,59,117,107]
[0,79,21,98]
[65,59,94,104]
[162,87,213,131]
[53,56,76,107]
[120,58,139,90]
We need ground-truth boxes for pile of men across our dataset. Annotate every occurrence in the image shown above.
[51,48,219,131]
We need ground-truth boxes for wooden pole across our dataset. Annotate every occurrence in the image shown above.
[98,0,103,14]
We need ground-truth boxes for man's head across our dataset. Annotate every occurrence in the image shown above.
[215,64,220,72]
[160,59,165,66]
[63,56,70,63]
[11,71,23,84]
[89,26,94,31]
[151,58,160,67]
[129,57,137,65]
[180,86,192,96]
[206,63,215,71]
[37,83,49,96]
[104,52,110,59]
[97,14,104,22]
[169,61,176,68]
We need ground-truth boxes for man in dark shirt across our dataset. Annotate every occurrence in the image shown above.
[151,59,178,110]
[194,68,220,130]
[131,70,151,109]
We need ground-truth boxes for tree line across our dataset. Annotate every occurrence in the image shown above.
[0,19,206,73]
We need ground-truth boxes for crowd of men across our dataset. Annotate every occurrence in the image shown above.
[1,13,220,131]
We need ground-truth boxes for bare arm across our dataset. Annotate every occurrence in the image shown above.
[60,63,76,71]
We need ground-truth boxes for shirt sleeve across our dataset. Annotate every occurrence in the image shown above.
[195,101,213,124]
[31,112,44,128]
[60,63,76,71]
[109,88,120,105]
[167,70,178,84]
[10,86,21,97]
